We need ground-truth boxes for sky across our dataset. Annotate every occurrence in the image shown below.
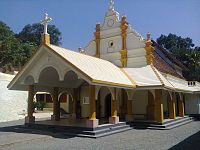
[0,0,199,50]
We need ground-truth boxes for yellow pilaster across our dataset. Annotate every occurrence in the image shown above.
[111,99,117,117]
[178,94,185,117]
[145,32,154,65]
[89,85,96,120]
[155,89,164,123]
[94,23,100,58]
[120,16,128,67]
[169,99,176,119]
[41,34,50,45]
[27,85,34,117]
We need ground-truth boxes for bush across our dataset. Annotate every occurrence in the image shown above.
[33,101,46,111]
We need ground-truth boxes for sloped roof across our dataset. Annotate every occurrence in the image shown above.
[47,44,135,88]
[122,65,174,89]
[8,44,135,90]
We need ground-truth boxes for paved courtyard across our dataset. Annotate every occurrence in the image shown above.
[0,120,199,150]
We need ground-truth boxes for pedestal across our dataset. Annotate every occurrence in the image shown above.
[51,115,60,121]
[125,114,134,122]
[86,119,99,128]
[109,116,119,124]
[71,113,76,119]
[25,116,35,123]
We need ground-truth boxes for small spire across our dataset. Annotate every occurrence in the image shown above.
[40,13,52,44]
[40,13,52,35]
[146,32,151,41]
[109,0,114,11]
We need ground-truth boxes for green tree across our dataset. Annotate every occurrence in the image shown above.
[16,23,62,46]
[157,33,194,51]
[157,33,200,81]
[0,21,37,68]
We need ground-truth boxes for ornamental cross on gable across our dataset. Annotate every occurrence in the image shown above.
[40,13,52,35]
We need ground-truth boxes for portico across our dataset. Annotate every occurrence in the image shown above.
[7,1,200,134]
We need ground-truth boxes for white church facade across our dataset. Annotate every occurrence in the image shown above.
[8,0,200,131]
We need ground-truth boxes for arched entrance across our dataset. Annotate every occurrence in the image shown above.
[117,89,128,121]
[34,92,53,111]
[105,94,111,118]
[96,87,112,124]
[58,92,73,116]
[175,93,180,116]
[146,91,155,120]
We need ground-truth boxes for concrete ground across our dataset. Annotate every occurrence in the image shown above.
[0,120,199,150]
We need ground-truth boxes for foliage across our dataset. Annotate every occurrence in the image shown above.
[157,34,200,81]
[33,101,46,111]
[16,23,62,46]
[0,21,62,69]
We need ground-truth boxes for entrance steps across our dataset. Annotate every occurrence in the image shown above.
[129,116,193,130]
[25,122,132,138]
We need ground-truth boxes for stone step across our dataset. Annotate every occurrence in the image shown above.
[25,122,132,138]
[130,116,193,130]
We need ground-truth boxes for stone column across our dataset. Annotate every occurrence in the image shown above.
[178,94,185,117]
[72,88,78,118]
[51,87,60,121]
[25,85,35,123]
[154,89,164,123]
[125,99,134,122]
[109,93,119,124]
[169,94,176,119]
[86,85,99,128]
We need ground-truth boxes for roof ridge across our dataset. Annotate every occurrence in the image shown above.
[150,64,175,89]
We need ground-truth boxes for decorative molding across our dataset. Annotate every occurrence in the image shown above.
[145,32,154,64]
[120,16,128,67]
[94,23,101,58]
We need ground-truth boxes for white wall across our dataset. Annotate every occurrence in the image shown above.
[185,94,200,115]
[0,73,28,122]
[132,90,148,117]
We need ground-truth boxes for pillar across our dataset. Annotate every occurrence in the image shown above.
[169,93,176,119]
[94,23,100,58]
[25,85,35,123]
[120,16,128,67]
[154,89,164,123]
[178,94,185,117]
[51,87,60,121]
[86,85,99,128]
[72,88,78,118]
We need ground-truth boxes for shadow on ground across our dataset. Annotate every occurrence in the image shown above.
[169,130,200,150]
[0,124,76,139]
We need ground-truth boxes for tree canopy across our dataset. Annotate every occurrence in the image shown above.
[0,21,62,70]
[16,23,62,46]
[157,34,200,81]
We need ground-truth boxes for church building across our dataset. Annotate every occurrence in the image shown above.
[8,0,200,133]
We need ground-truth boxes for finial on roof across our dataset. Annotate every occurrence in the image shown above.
[146,32,151,41]
[109,0,114,11]
[40,13,52,35]
[40,13,52,44]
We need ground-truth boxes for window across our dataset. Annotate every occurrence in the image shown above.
[82,97,90,104]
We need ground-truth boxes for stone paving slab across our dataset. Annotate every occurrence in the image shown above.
[0,120,199,150]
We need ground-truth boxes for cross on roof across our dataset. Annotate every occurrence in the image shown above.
[109,0,114,10]
[40,13,52,35]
